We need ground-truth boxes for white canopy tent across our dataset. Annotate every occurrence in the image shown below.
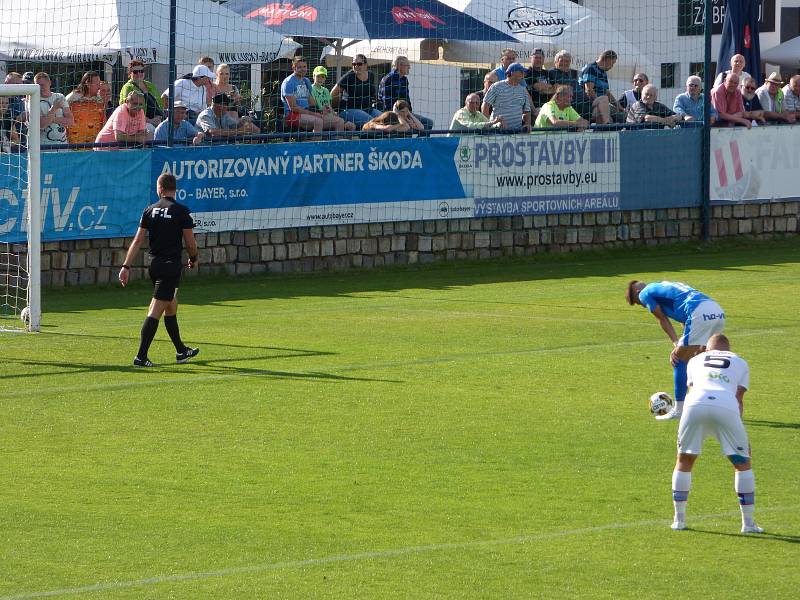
[761,36,800,70]
[0,0,299,65]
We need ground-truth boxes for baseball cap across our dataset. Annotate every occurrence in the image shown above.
[192,64,215,79]
[506,62,525,76]
[532,48,545,56]
[172,100,188,109]
[313,66,328,78]
[22,71,34,83]
[212,93,233,106]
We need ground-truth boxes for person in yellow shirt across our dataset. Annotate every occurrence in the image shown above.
[533,85,589,131]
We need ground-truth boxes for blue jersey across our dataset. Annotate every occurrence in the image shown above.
[638,281,712,324]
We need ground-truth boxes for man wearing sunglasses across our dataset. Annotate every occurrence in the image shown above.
[739,76,767,125]
[618,72,648,119]
[94,90,152,148]
[331,54,381,130]
[673,76,717,124]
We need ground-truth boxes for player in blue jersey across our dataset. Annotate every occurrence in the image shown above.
[626,280,725,420]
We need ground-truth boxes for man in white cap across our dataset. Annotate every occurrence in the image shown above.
[164,64,215,122]
[755,72,796,123]
[482,62,532,132]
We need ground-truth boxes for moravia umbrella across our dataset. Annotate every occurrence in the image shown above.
[221,0,518,41]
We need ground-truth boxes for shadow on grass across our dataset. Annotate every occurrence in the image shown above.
[38,237,800,315]
[744,419,800,430]
[1,356,399,385]
[1,340,400,385]
[686,528,800,544]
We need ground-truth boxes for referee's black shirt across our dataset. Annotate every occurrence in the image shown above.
[139,199,194,261]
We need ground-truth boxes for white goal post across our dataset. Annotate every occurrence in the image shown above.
[0,83,41,332]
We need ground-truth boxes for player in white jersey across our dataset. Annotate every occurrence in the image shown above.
[669,334,763,534]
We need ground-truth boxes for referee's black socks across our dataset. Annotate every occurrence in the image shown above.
[137,316,159,360]
[163,315,186,352]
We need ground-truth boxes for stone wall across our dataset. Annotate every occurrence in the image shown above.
[36,201,800,287]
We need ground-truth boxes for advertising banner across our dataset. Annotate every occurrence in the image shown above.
[0,150,150,244]
[455,132,621,217]
[151,137,467,231]
[710,126,800,203]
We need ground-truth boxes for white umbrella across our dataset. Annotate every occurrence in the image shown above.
[761,36,800,69]
[0,0,299,64]
[337,0,657,80]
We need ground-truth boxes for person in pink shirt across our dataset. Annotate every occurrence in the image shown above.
[95,90,152,148]
[711,72,751,128]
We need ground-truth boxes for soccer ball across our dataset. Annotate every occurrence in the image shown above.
[20,306,30,325]
[649,392,674,416]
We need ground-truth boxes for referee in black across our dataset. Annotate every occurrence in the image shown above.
[119,173,200,367]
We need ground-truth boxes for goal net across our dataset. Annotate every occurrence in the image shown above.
[0,83,41,332]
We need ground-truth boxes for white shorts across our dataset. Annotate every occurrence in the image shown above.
[679,300,725,347]
[677,403,750,457]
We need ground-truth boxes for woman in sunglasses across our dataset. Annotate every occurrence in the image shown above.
[331,54,382,130]
[119,60,165,130]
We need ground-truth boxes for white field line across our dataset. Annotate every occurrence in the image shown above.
[2,329,787,399]
[1,505,794,600]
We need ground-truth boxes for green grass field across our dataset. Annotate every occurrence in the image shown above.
[2,239,799,599]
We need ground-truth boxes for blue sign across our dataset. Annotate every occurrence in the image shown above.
[151,137,465,212]
[0,150,150,243]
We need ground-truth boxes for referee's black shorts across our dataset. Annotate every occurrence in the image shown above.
[149,257,183,301]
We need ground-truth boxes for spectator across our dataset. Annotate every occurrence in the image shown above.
[310,66,354,133]
[754,72,795,124]
[711,72,751,128]
[547,50,592,121]
[154,101,204,145]
[476,70,499,103]
[534,85,588,131]
[739,77,767,125]
[198,56,217,98]
[578,50,622,124]
[164,65,215,122]
[713,53,751,88]
[27,72,73,145]
[119,61,164,132]
[214,63,246,118]
[393,100,425,132]
[362,111,409,133]
[782,75,800,118]
[377,56,433,130]
[0,96,10,152]
[65,71,108,145]
[94,90,152,148]
[281,56,328,135]
[197,93,259,140]
[618,72,648,118]
[492,48,527,88]
[3,73,26,123]
[482,62,532,133]
[21,72,34,84]
[525,47,552,108]
[449,93,503,132]
[66,71,103,104]
[673,76,712,122]
[627,84,682,128]
[331,54,381,130]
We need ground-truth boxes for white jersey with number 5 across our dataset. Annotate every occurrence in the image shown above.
[685,350,749,414]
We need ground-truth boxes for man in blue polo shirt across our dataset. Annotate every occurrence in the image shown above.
[626,280,726,420]
[578,49,623,124]
[377,56,433,130]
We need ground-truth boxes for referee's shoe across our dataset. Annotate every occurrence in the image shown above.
[176,347,200,363]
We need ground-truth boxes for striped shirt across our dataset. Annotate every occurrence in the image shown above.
[483,80,532,130]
